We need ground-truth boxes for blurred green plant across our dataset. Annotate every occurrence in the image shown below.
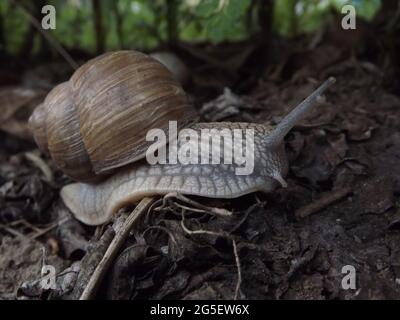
[0,0,382,57]
[0,0,29,53]
[274,0,382,37]
[180,0,253,43]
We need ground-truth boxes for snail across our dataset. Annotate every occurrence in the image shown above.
[29,50,335,226]
[29,51,198,182]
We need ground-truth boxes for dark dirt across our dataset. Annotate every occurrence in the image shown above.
[0,39,400,300]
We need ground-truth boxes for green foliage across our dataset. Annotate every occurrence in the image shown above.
[53,0,95,50]
[181,0,252,43]
[0,1,29,54]
[274,0,381,37]
[51,0,161,51]
[273,0,298,37]
[0,0,382,56]
[331,0,381,21]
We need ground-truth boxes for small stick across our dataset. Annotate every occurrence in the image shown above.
[295,186,352,218]
[29,221,59,240]
[232,239,242,300]
[0,224,26,238]
[161,192,232,216]
[79,197,154,300]
[180,210,228,237]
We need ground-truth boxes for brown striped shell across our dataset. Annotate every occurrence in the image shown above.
[29,50,198,182]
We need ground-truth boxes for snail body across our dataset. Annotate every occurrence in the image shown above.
[29,50,335,226]
[61,122,287,225]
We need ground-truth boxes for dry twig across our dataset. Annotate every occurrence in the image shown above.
[295,186,352,218]
[159,192,232,216]
[79,197,155,300]
[232,240,242,300]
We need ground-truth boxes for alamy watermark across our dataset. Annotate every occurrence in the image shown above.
[341,265,356,290]
[41,5,56,30]
[145,121,255,175]
[41,264,56,290]
[37,3,357,33]
[341,5,357,30]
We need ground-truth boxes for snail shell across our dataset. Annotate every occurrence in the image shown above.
[29,51,198,181]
